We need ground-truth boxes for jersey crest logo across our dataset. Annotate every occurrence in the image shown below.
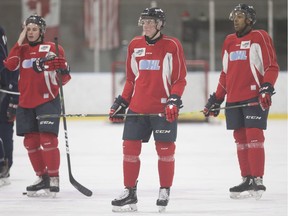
[229,50,247,61]
[39,45,51,52]
[139,59,160,70]
[134,48,145,57]
[240,41,251,49]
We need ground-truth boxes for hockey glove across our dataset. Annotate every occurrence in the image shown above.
[109,95,129,123]
[7,97,18,122]
[33,56,68,72]
[165,94,183,123]
[258,82,275,111]
[203,93,224,117]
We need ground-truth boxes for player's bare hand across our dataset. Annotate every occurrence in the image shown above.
[17,26,27,45]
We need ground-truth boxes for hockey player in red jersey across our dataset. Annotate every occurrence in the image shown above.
[203,4,279,200]
[3,15,71,197]
[109,7,186,212]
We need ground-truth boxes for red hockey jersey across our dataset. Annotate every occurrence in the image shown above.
[4,42,71,108]
[216,29,279,102]
[122,35,187,113]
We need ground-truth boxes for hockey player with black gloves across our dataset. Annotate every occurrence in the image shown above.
[3,15,71,197]
[0,26,19,187]
[109,7,186,212]
[203,4,279,200]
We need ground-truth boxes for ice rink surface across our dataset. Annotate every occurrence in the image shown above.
[1,119,287,216]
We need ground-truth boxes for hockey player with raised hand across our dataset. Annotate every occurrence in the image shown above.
[0,26,19,187]
[203,4,279,200]
[109,7,186,212]
[3,15,71,197]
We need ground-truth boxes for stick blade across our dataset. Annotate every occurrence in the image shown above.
[70,175,93,197]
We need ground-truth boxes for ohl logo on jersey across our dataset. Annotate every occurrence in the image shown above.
[139,60,160,70]
[229,50,247,61]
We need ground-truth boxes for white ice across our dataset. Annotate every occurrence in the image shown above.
[1,119,287,216]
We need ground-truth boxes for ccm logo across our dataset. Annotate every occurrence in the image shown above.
[40,121,55,125]
[246,116,262,120]
[155,130,171,134]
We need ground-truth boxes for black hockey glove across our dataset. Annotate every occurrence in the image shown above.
[258,82,275,111]
[32,55,56,72]
[33,56,69,73]
[109,95,129,123]
[7,97,18,122]
[203,93,224,117]
[165,94,183,122]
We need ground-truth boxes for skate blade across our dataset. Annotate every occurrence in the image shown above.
[158,206,166,213]
[0,178,11,187]
[25,189,55,198]
[252,190,265,200]
[230,190,254,199]
[112,204,137,212]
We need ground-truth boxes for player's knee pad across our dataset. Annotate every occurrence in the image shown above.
[24,133,40,151]
[233,128,247,143]
[155,141,175,161]
[123,140,141,162]
[39,132,58,151]
[246,128,264,148]
[233,128,248,151]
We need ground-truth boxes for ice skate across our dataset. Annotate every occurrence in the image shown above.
[26,173,50,197]
[229,176,254,199]
[0,161,10,187]
[49,176,60,197]
[251,177,266,200]
[156,187,170,212]
[111,184,138,212]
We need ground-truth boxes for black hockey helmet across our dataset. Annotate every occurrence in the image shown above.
[138,7,166,29]
[229,4,256,25]
[25,14,46,35]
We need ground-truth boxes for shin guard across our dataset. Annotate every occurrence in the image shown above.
[156,141,176,188]
[24,133,46,176]
[40,133,60,177]
[246,128,265,177]
[234,128,250,177]
[123,140,142,187]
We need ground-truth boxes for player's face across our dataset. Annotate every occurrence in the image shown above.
[26,23,41,42]
[141,19,158,38]
[232,11,247,32]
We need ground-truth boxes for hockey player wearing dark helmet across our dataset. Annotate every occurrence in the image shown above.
[229,3,256,37]
[138,7,166,43]
[3,14,71,197]
[25,14,46,45]
[110,6,186,213]
[203,3,279,200]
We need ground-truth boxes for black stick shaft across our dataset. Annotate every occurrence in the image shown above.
[54,37,92,196]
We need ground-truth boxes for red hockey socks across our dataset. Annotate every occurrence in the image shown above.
[234,128,265,177]
[246,128,265,177]
[123,140,142,187]
[234,128,250,177]
[156,141,176,187]
[24,133,46,176]
[40,133,60,177]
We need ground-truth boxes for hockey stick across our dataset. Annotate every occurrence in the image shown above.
[206,102,259,112]
[37,102,259,120]
[54,37,92,197]
[37,112,164,119]
[0,89,20,95]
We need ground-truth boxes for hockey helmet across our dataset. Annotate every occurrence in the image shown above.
[25,14,46,34]
[138,7,166,29]
[229,4,256,25]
